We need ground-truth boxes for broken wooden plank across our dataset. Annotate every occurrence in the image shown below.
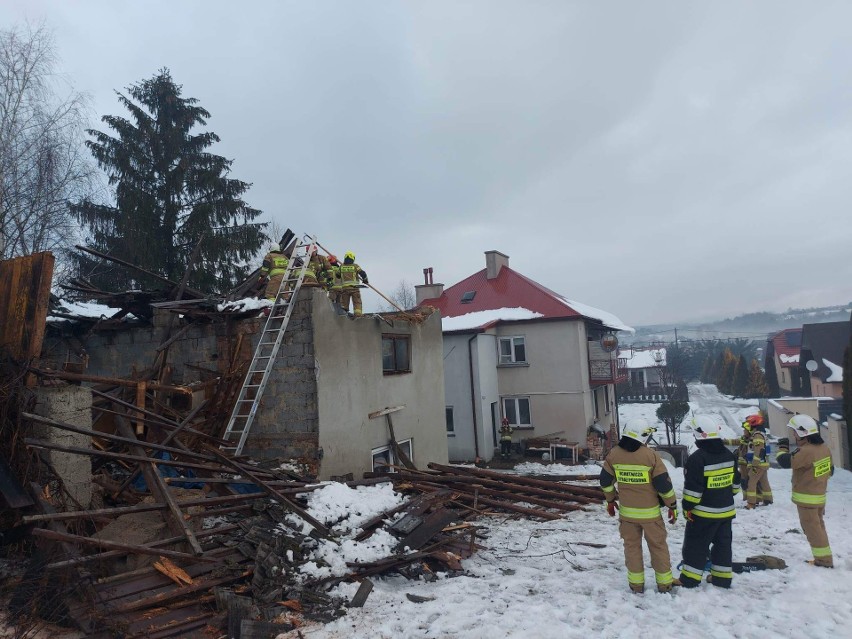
[202,444,330,539]
[348,578,374,608]
[395,509,458,552]
[153,557,194,586]
[31,528,215,563]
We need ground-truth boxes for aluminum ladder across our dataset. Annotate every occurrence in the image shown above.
[221,235,317,455]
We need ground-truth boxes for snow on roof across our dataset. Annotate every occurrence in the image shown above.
[48,299,126,322]
[619,348,666,369]
[822,358,843,383]
[442,307,544,332]
[556,296,634,333]
[217,297,272,313]
[779,353,800,364]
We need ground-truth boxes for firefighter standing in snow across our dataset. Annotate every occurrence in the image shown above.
[679,415,740,589]
[776,414,834,568]
[599,419,678,593]
[723,416,756,503]
[499,418,513,459]
[745,414,772,507]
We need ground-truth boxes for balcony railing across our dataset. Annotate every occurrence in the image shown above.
[589,357,628,384]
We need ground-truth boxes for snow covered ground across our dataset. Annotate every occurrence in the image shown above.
[283,384,852,639]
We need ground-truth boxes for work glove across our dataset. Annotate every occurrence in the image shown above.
[667,507,678,524]
[606,501,618,517]
[683,510,694,523]
[749,465,760,475]
[363,277,369,285]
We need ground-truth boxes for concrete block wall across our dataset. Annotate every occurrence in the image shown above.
[244,290,320,461]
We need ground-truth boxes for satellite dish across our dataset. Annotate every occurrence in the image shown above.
[806,360,818,372]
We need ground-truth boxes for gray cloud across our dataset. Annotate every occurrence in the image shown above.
[3,0,851,325]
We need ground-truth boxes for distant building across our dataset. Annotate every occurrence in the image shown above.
[765,328,802,395]
[799,321,849,399]
[417,250,631,463]
[618,347,666,390]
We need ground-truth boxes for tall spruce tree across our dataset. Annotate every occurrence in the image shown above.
[732,354,749,397]
[745,359,770,398]
[71,69,266,292]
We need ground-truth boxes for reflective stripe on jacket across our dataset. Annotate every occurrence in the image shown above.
[791,441,832,508]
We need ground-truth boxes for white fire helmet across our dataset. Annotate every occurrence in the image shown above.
[690,415,722,440]
[622,419,657,444]
[269,242,280,252]
[788,414,819,437]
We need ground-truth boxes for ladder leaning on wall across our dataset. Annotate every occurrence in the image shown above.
[221,234,317,455]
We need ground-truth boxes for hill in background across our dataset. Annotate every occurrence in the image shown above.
[629,303,851,345]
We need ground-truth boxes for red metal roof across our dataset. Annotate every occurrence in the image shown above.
[419,266,584,327]
[770,328,802,368]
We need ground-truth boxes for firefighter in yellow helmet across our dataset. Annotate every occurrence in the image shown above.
[777,415,834,568]
[599,419,678,594]
[744,414,772,508]
[338,251,368,317]
[258,243,288,301]
[723,414,758,503]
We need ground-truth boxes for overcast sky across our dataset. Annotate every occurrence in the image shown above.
[3,1,851,326]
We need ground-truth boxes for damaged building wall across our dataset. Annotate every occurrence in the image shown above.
[313,295,449,479]
[243,291,319,462]
[42,310,257,384]
[42,288,448,479]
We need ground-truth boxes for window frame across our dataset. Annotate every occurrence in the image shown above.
[502,396,532,429]
[371,439,414,472]
[498,335,527,365]
[382,334,412,375]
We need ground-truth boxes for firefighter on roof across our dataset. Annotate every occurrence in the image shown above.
[679,415,740,589]
[776,415,834,568]
[258,243,288,301]
[338,251,368,317]
[599,419,678,594]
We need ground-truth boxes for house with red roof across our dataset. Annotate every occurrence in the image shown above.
[416,250,632,463]
[765,328,803,395]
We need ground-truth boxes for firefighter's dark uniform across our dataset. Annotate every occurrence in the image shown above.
[600,439,677,592]
[679,439,740,588]
[499,421,513,458]
[746,429,772,506]
[777,438,833,567]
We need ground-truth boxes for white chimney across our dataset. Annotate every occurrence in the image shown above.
[485,250,509,279]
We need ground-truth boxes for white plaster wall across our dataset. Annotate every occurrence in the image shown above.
[313,299,448,479]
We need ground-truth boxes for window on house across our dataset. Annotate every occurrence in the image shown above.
[371,446,392,473]
[382,334,411,374]
[499,336,526,364]
[593,387,601,420]
[446,406,455,435]
[398,439,413,464]
[604,385,610,414]
[371,440,414,472]
[502,396,531,428]
[461,291,476,303]
[781,370,786,383]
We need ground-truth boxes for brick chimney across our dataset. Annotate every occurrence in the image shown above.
[415,267,444,305]
[485,250,509,279]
